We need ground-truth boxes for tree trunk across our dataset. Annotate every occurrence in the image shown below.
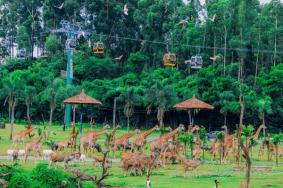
[245,158,251,188]
[223,21,227,76]
[224,112,227,127]
[275,145,278,166]
[273,15,277,67]
[127,116,130,132]
[26,103,30,119]
[254,33,260,86]
[213,33,216,65]
[112,97,117,128]
[9,101,16,140]
[49,107,54,136]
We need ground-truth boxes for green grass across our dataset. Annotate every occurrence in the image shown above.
[0,124,282,188]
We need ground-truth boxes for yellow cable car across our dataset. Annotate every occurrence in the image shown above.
[93,42,105,55]
[163,52,176,67]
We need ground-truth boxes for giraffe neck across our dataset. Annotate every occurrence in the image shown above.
[253,126,263,139]
[142,127,156,138]
[164,128,179,139]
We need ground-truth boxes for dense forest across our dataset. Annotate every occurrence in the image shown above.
[0,0,282,131]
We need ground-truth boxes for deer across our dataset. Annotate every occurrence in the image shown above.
[93,155,111,167]
[131,125,159,153]
[56,139,72,151]
[177,155,203,176]
[49,151,81,168]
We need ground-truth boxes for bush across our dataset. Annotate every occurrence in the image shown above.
[31,163,76,188]
[8,172,37,188]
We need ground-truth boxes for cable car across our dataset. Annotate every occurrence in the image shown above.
[93,42,105,55]
[163,52,176,67]
[190,55,203,69]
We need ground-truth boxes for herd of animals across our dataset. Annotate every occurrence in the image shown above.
[6,121,283,176]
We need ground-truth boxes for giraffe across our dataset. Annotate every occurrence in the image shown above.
[111,129,140,157]
[253,124,266,140]
[80,124,110,153]
[12,127,37,147]
[131,125,160,153]
[150,124,185,153]
[24,132,46,162]
[105,125,121,150]
[69,121,78,151]
[222,125,235,163]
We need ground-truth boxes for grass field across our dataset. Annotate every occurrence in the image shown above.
[0,123,282,188]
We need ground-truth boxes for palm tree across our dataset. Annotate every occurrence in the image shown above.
[118,89,137,132]
[1,70,24,140]
[40,78,65,135]
[144,82,176,128]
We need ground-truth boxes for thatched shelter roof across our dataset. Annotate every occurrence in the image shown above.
[174,95,214,110]
[63,90,102,105]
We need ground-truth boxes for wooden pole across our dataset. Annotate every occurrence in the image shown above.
[112,97,117,129]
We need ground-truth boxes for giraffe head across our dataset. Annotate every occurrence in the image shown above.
[103,124,110,129]
[194,124,201,131]
[260,124,267,129]
[154,124,160,131]
[115,124,122,129]
[178,124,185,131]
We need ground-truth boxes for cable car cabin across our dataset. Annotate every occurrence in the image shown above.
[163,53,176,67]
[190,55,203,69]
[93,42,105,55]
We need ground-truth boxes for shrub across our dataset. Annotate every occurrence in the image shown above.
[8,171,38,188]
[31,163,76,188]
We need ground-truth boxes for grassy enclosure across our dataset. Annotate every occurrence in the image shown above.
[0,124,282,188]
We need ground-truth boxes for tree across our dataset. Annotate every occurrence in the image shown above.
[144,81,177,128]
[241,125,255,188]
[216,131,225,164]
[40,77,65,135]
[271,133,283,166]
[118,88,138,132]
[0,70,24,140]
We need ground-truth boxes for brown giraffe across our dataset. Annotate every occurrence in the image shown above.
[80,124,110,153]
[105,124,121,150]
[222,125,235,163]
[12,127,37,147]
[253,124,266,140]
[69,121,78,151]
[131,125,160,153]
[111,129,140,157]
[24,132,46,162]
[150,124,185,153]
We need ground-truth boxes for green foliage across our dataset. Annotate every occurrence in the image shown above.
[9,171,37,188]
[216,131,225,142]
[31,163,76,188]
[242,125,255,138]
[45,35,62,55]
[272,133,283,145]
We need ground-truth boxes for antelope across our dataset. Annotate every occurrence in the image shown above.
[177,155,202,175]
[49,151,81,168]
